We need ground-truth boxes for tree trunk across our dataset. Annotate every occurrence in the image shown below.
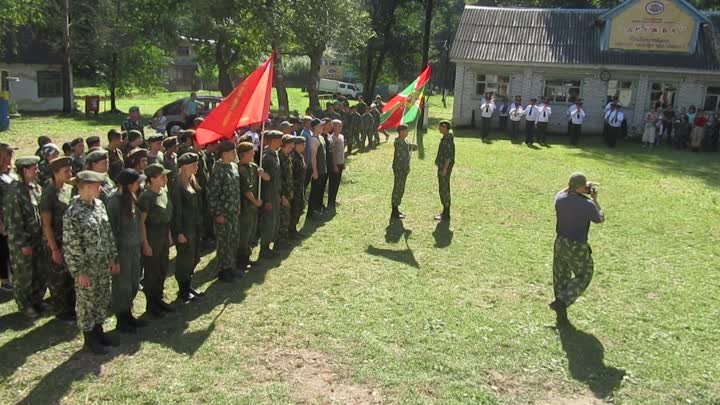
[363,42,374,102]
[216,35,234,96]
[307,47,323,111]
[110,51,118,113]
[61,0,73,114]
[369,49,386,102]
[273,44,289,115]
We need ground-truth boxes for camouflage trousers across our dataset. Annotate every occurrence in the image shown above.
[290,191,306,230]
[76,271,111,332]
[46,243,76,315]
[111,242,142,314]
[238,209,258,257]
[278,200,291,240]
[392,170,408,207]
[10,242,47,311]
[260,195,281,246]
[553,237,594,306]
[437,167,453,208]
[215,216,240,270]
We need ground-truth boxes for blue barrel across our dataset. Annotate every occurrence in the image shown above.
[0,92,9,131]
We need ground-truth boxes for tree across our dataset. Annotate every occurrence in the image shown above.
[290,0,368,110]
[264,0,292,114]
[0,0,45,52]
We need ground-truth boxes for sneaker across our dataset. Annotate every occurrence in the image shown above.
[0,281,13,292]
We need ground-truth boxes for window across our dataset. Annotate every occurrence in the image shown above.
[650,82,676,108]
[475,74,509,98]
[177,46,190,57]
[544,79,581,103]
[37,71,61,98]
[607,80,633,106]
[703,86,720,112]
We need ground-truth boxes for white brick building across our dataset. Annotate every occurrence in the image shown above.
[450,0,720,134]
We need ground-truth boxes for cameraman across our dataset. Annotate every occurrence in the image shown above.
[550,172,604,324]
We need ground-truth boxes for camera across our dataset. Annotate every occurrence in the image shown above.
[586,182,598,194]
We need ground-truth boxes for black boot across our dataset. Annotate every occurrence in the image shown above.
[155,299,176,313]
[83,331,108,355]
[177,282,196,303]
[391,206,405,219]
[259,245,274,259]
[146,300,165,318]
[115,313,137,334]
[94,324,119,347]
[127,311,147,328]
[218,268,234,283]
[549,299,569,325]
[443,206,451,221]
[189,287,205,298]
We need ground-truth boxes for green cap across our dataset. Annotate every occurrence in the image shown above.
[76,170,106,183]
[292,136,306,144]
[128,148,148,159]
[217,141,235,154]
[48,156,73,171]
[148,134,164,143]
[264,130,284,140]
[281,134,295,145]
[568,172,588,190]
[145,163,171,178]
[177,152,199,167]
[236,142,254,154]
[15,156,40,168]
[438,120,452,129]
[85,149,109,163]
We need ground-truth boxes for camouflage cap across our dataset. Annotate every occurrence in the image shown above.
[281,134,295,145]
[15,156,40,168]
[40,143,61,159]
[48,156,72,171]
[76,170,106,183]
[145,163,171,178]
[217,141,235,154]
[236,142,254,154]
[177,152,199,167]
[85,149,109,163]
[265,130,284,140]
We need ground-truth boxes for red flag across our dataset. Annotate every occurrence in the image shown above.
[196,53,275,145]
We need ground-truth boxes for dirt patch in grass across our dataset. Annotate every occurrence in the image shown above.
[255,348,383,405]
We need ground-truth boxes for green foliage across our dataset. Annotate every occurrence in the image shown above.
[0,0,45,48]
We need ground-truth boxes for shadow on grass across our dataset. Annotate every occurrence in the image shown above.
[558,321,625,399]
[432,221,453,248]
[367,219,418,269]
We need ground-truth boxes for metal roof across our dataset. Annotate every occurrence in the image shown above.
[450,5,720,71]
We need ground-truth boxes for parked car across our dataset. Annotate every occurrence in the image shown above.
[318,79,361,99]
[150,96,222,133]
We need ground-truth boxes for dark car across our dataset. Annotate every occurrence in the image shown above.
[150,96,222,133]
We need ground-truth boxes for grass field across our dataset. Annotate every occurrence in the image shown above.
[0,89,719,405]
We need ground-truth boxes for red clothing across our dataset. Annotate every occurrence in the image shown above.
[694,115,708,128]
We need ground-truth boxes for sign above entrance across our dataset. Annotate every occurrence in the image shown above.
[600,0,709,54]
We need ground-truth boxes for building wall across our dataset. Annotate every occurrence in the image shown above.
[452,61,720,134]
[0,63,63,112]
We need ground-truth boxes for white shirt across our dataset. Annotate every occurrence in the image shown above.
[537,103,552,123]
[497,103,509,117]
[525,104,539,122]
[480,101,495,118]
[605,110,624,127]
[569,107,586,125]
[244,130,260,152]
[509,103,525,121]
[604,101,616,112]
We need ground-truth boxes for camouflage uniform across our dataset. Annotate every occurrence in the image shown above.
[199,149,216,241]
[277,149,293,241]
[553,237,594,306]
[238,162,259,259]
[260,148,282,249]
[392,137,411,207]
[371,108,381,145]
[63,197,117,332]
[4,179,46,311]
[178,144,195,158]
[99,178,116,206]
[121,119,145,138]
[348,111,362,154]
[106,191,142,315]
[360,111,375,150]
[138,189,172,305]
[172,180,203,294]
[38,160,52,187]
[435,132,455,209]
[108,147,125,182]
[71,155,85,175]
[161,153,178,193]
[40,182,76,315]
[289,151,307,232]
[208,161,241,271]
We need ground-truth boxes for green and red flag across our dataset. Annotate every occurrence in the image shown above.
[377,65,431,131]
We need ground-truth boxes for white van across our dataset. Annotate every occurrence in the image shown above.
[319,79,361,99]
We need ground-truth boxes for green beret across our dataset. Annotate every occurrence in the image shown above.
[86,136,100,146]
[281,134,295,145]
[70,137,84,147]
[292,136,306,144]
[15,156,40,169]
[162,136,178,148]
[48,156,73,171]
[177,152,199,167]
[236,142,254,154]
[397,124,410,132]
[148,134,164,143]
[265,130,283,140]
[85,149,109,163]
[145,163,171,178]
[76,170,106,183]
[128,148,148,159]
[438,120,452,128]
[217,141,235,154]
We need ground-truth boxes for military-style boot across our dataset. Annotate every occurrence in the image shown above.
[155,299,176,313]
[127,311,148,328]
[549,299,569,325]
[259,245,274,259]
[83,331,108,355]
[443,206,451,221]
[115,313,137,334]
[218,268,234,283]
[94,324,119,347]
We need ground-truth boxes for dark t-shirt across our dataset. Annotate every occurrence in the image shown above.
[138,189,172,225]
[555,191,602,243]
[39,183,73,241]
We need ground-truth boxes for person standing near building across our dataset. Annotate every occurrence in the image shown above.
[63,170,120,354]
[568,100,585,146]
[497,97,509,132]
[642,107,659,149]
[524,97,539,145]
[479,93,495,141]
[138,163,175,317]
[40,156,76,322]
[536,97,552,146]
[508,95,524,141]
[435,120,455,221]
[604,103,624,148]
[208,141,241,282]
[690,109,708,152]
[549,172,604,324]
[391,124,412,219]
[4,156,48,318]
[122,106,145,139]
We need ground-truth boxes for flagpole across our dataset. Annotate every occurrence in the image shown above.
[410,94,423,158]
[257,120,266,198]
